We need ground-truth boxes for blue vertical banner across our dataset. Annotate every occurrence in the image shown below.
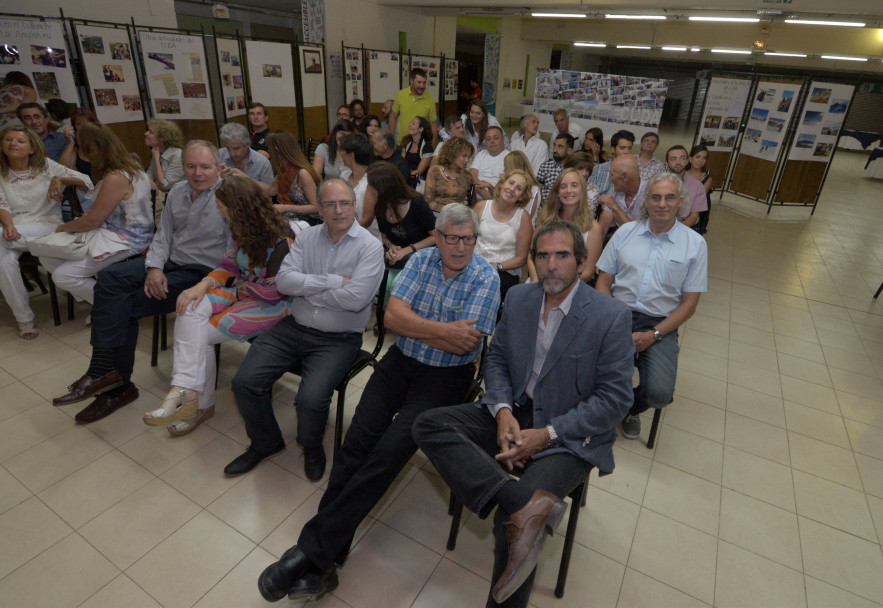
[483,34,501,115]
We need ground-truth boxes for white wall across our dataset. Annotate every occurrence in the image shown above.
[494,18,553,125]
[27,0,177,27]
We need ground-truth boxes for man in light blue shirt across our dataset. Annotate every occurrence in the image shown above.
[596,172,707,441]
[226,178,385,481]
[218,122,274,184]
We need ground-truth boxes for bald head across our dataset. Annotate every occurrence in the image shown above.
[610,155,640,194]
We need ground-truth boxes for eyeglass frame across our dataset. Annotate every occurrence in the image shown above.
[437,231,478,246]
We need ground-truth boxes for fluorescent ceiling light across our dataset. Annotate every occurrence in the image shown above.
[574,42,607,47]
[617,45,652,50]
[821,55,868,61]
[662,46,687,51]
[531,12,586,18]
[690,47,701,52]
[764,52,807,58]
[689,16,760,23]
[711,49,752,54]
[785,19,864,27]
[606,14,666,20]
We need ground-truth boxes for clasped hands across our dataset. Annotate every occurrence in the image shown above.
[494,408,549,471]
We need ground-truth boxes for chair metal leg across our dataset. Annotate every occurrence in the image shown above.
[66,292,75,321]
[151,315,160,367]
[446,496,464,551]
[213,343,221,389]
[555,482,586,598]
[47,274,61,326]
[333,385,346,460]
[160,314,168,351]
[647,408,663,449]
[875,281,883,299]
[580,477,589,507]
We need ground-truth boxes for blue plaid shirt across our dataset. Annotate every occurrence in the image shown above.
[392,247,500,367]
[588,159,611,195]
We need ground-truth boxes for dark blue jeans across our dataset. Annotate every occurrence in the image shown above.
[231,316,362,452]
[629,311,679,416]
[298,345,475,570]
[413,402,591,608]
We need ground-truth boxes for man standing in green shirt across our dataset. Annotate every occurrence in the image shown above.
[389,68,438,144]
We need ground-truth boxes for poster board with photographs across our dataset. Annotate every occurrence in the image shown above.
[298,44,326,108]
[343,46,364,104]
[693,75,752,189]
[137,30,213,120]
[367,50,400,104]
[216,37,246,118]
[410,55,441,102]
[245,40,296,108]
[444,59,458,100]
[787,82,853,163]
[0,17,78,129]
[74,25,142,123]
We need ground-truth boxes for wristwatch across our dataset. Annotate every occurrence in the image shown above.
[546,424,561,448]
[653,330,663,342]
[497,262,504,271]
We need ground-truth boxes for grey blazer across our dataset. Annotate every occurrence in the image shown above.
[481,281,635,474]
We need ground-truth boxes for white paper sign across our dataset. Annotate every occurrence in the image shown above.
[788,81,853,162]
[245,40,296,108]
[216,37,246,118]
[739,80,802,162]
[696,77,752,152]
[368,51,400,103]
[75,25,142,124]
[138,31,213,120]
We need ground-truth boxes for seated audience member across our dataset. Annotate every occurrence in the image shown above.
[432,114,466,162]
[357,114,380,136]
[589,129,635,195]
[349,99,367,130]
[336,105,353,122]
[637,132,666,182]
[462,99,508,150]
[549,108,583,153]
[0,125,94,339]
[665,145,708,228]
[46,98,72,129]
[339,132,379,239]
[264,130,321,223]
[582,127,608,164]
[52,141,229,422]
[249,102,271,157]
[528,168,604,283]
[536,133,573,202]
[509,114,547,176]
[257,204,499,602]
[687,144,712,234]
[144,118,185,192]
[598,155,646,230]
[503,150,542,220]
[370,129,410,182]
[380,99,393,130]
[469,126,509,200]
[596,172,707,440]
[313,119,354,180]
[424,136,475,211]
[38,123,155,310]
[399,116,433,186]
[225,178,385,481]
[474,168,534,307]
[143,176,292,436]
[414,221,634,608]
[218,122,273,184]
[16,102,72,165]
[562,151,602,215]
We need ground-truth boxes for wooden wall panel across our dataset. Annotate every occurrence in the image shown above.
[302,106,328,144]
[774,161,826,204]
[730,155,776,200]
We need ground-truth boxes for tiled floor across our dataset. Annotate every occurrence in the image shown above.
[1,147,882,607]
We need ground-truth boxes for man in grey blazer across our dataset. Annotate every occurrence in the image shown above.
[414,221,635,607]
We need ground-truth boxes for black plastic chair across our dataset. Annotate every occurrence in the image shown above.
[18,253,74,326]
[307,137,321,162]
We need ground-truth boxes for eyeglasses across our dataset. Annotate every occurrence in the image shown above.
[320,200,355,210]
[438,232,477,246]
[534,251,572,262]
[648,194,680,203]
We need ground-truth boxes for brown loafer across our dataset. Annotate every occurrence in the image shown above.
[53,371,123,406]
[75,384,139,423]
[491,489,567,604]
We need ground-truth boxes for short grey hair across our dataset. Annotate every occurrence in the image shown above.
[520,113,537,129]
[638,172,692,220]
[182,139,220,166]
[436,203,479,234]
[219,122,250,146]
[378,130,396,151]
[318,177,357,203]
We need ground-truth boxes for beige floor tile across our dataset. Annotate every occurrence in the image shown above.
[684,314,729,338]
[799,516,883,604]
[784,401,850,448]
[823,344,880,378]
[728,359,781,398]
[412,557,495,608]
[769,292,810,311]
[773,317,820,343]
[775,334,827,364]
[855,453,883,498]
[127,510,255,608]
[0,339,83,378]
[589,445,652,505]
[0,380,45,423]
[780,376,841,415]
[816,327,868,356]
[695,300,730,322]
[789,432,864,491]
[812,313,860,336]
[867,494,883,545]
[674,372,727,409]
[660,396,725,443]
[616,568,711,608]
[719,488,802,570]
[81,398,152,448]
[677,347,728,381]
[793,469,877,542]
[730,308,773,334]
[845,418,883,461]
[778,352,833,387]
[79,574,163,608]
[715,541,806,608]
[680,328,730,359]
[726,384,785,427]
[627,509,717,604]
[0,533,118,608]
[159,435,248,507]
[442,511,494,580]
[728,340,779,371]
[574,486,640,565]
[0,496,72,579]
[0,403,74,462]
[642,462,720,535]
[207,460,315,543]
[653,425,723,484]
[722,446,795,512]
[531,535,624,608]
[771,304,814,325]
[804,576,883,608]
[37,450,153,529]
[724,412,790,465]
[729,321,777,349]
[79,478,201,569]
[838,391,883,428]
[118,421,220,475]
[0,466,31,516]
[19,354,92,402]
[191,546,284,608]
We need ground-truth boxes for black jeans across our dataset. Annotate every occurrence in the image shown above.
[413,402,591,608]
[298,345,475,570]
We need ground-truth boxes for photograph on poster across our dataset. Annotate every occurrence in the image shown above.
[766,117,785,133]
[31,45,66,68]
[1,45,20,64]
[744,128,762,143]
[182,82,207,98]
[777,90,794,113]
[122,95,142,111]
[80,35,104,54]
[110,43,131,60]
[821,123,840,136]
[222,74,232,86]
[810,88,831,104]
[94,88,118,106]
[803,111,823,124]
[828,99,848,114]
[717,134,736,148]
[699,133,716,147]
[756,88,775,103]
[262,64,282,78]
[796,134,816,149]
[236,96,245,109]
[154,98,181,114]
[220,51,230,63]
[231,56,240,67]
[749,108,769,123]
[760,139,778,153]
[303,49,322,73]
[813,142,833,157]
[722,116,739,130]
[232,75,243,88]
[102,65,124,82]
[32,72,60,98]
[148,53,175,70]
[226,96,235,111]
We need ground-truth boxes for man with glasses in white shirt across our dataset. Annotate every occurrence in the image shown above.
[225,178,385,481]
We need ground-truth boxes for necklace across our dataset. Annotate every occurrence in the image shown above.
[440,167,459,181]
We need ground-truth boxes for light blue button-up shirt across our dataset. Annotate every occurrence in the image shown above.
[219,147,274,184]
[597,219,707,318]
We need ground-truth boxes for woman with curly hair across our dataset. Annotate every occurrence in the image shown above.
[423,136,474,211]
[143,175,292,435]
[144,118,185,191]
[260,129,321,224]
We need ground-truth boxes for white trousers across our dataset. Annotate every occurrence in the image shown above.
[40,248,135,304]
[171,296,230,409]
[0,221,56,323]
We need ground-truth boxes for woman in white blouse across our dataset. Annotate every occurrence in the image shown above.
[0,125,93,339]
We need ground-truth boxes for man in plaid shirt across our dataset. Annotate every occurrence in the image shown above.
[537,133,574,202]
[258,203,500,602]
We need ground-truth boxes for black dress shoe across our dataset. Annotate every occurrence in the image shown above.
[224,445,284,477]
[54,371,123,405]
[303,445,326,481]
[75,384,139,423]
[286,564,339,599]
[258,545,315,602]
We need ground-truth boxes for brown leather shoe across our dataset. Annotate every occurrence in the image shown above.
[53,371,123,406]
[491,489,567,604]
[75,384,139,423]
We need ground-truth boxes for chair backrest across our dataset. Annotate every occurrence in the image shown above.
[463,337,488,402]
[369,266,390,359]
[307,137,321,162]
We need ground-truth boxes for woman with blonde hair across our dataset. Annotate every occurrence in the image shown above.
[263,130,321,224]
[424,136,475,211]
[503,150,541,220]
[528,167,603,283]
[144,118,185,191]
[144,175,292,435]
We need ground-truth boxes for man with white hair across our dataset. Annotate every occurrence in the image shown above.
[509,114,548,175]
[596,172,708,441]
[218,122,274,184]
[549,108,583,154]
